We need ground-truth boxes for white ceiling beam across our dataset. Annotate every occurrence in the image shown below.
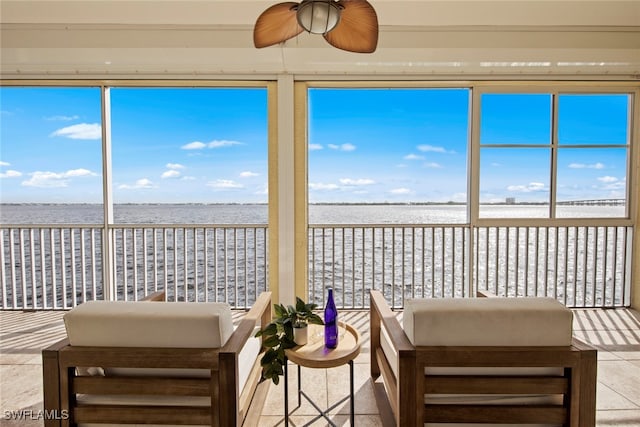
[1,0,639,27]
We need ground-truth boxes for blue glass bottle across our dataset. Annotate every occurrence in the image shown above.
[324,287,338,349]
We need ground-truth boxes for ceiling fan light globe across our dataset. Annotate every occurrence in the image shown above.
[296,1,341,34]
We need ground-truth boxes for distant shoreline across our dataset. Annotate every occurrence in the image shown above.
[0,201,549,206]
[0,199,624,207]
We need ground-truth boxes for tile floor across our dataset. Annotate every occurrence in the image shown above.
[1,307,639,426]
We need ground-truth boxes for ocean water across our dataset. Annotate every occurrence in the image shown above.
[0,203,624,225]
[0,203,628,309]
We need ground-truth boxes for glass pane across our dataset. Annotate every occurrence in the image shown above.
[0,87,103,223]
[110,87,268,224]
[480,94,552,145]
[308,88,470,224]
[556,147,627,218]
[479,147,550,218]
[558,94,631,145]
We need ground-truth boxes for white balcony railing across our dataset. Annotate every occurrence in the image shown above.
[0,222,633,310]
[308,224,632,309]
[0,224,269,310]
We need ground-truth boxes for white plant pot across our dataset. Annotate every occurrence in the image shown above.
[293,325,308,346]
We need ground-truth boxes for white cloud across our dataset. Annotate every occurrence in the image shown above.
[181,140,242,150]
[50,123,101,140]
[599,178,626,191]
[166,163,185,170]
[506,182,547,193]
[597,176,618,183]
[390,188,411,195]
[118,178,155,190]
[22,169,97,188]
[181,176,196,181]
[417,144,446,153]
[328,143,356,152]
[46,115,79,121]
[161,170,181,179]
[181,141,206,150]
[240,171,259,178]
[424,162,443,169]
[209,140,242,148]
[0,161,11,166]
[22,172,69,188]
[568,162,605,169]
[309,182,340,191]
[0,170,22,178]
[339,178,375,186]
[309,144,323,151]
[65,168,96,177]
[207,179,244,190]
[404,154,425,160]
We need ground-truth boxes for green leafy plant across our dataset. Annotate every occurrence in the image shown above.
[255,297,324,384]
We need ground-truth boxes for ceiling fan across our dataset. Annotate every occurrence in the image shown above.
[253,0,378,53]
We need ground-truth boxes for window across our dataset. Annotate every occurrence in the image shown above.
[110,87,269,224]
[478,91,631,218]
[0,87,103,223]
[556,94,629,218]
[308,87,470,224]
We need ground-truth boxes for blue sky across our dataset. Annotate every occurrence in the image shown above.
[307,88,469,203]
[0,86,630,205]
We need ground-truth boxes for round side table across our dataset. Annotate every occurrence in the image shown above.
[283,321,361,427]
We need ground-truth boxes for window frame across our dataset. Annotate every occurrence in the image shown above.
[471,84,637,227]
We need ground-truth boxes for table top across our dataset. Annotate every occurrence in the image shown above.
[285,321,361,369]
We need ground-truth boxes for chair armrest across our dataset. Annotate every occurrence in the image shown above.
[477,289,498,298]
[370,290,418,426]
[243,291,272,322]
[222,292,272,354]
[43,337,70,352]
[141,291,166,301]
[370,290,413,352]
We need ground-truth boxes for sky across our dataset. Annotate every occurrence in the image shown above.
[0,86,631,206]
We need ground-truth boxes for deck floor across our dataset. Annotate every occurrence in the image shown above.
[1,307,639,426]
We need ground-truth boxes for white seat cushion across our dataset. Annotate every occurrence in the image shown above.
[64,300,234,348]
[67,302,261,426]
[404,296,572,347]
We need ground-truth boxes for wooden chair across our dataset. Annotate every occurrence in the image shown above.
[369,290,597,426]
[42,291,272,427]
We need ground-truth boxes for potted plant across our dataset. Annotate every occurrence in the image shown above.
[255,297,323,384]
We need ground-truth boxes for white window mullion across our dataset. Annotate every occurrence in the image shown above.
[101,86,115,301]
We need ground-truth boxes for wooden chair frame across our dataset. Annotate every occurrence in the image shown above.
[369,290,597,427]
[42,291,272,427]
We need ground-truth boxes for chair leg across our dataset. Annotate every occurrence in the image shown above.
[42,349,61,427]
[370,304,381,379]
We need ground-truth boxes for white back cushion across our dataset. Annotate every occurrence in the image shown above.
[64,300,234,348]
[404,297,572,347]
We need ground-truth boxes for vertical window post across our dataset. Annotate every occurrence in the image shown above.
[101,86,115,301]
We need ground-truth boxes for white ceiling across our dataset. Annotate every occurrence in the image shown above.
[1,0,639,79]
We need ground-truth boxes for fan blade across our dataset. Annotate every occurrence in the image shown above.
[254,2,304,48]
[324,0,378,53]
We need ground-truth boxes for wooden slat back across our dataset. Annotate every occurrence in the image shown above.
[73,405,210,425]
[424,375,569,394]
[424,405,567,424]
[73,376,211,396]
[59,346,220,370]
